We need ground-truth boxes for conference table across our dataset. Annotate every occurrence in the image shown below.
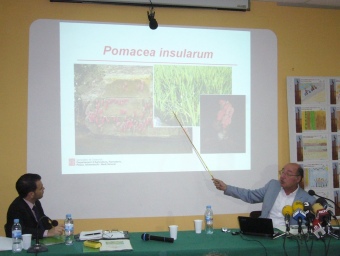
[1,229,340,256]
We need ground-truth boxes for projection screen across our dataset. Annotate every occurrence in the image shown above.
[28,19,278,219]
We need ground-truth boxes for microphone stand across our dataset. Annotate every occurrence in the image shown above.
[292,214,303,235]
[27,229,48,253]
[274,217,292,240]
[274,231,290,240]
[27,216,54,254]
[324,215,340,240]
[304,215,314,241]
[285,217,291,233]
[296,218,304,240]
[305,214,313,233]
[327,225,339,239]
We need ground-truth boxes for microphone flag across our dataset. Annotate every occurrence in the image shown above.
[303,202,313,214]
[312,218,326,238]
[292,201,306,233]
[312,202,331,227]
[292,201,306,218]
[311,202,331,238]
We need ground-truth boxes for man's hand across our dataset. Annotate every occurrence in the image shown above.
[212,178,227,191]
[47,225,64,237]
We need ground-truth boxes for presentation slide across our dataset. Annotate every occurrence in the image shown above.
[59,22,250,174]
[28,20,278,219]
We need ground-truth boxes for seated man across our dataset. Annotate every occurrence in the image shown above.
[5,173,64,238]
[212,163,316,227]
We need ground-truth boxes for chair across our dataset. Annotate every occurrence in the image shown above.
[249,211,262,218]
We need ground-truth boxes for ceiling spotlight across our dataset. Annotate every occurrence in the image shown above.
[147,6,158,30]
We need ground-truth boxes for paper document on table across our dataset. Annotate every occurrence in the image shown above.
[99,239,133,252]
[0,237,12,251]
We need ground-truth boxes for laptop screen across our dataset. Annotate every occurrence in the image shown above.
[238,216,275,237]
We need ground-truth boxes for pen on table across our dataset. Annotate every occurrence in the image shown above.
[84,232,101,236]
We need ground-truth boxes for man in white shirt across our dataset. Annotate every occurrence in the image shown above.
[212,163,316,227]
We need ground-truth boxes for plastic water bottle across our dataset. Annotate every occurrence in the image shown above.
[64,214,74,245]
[12,219,23,253]
[205,205,214,234]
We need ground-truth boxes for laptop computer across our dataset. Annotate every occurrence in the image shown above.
[238,216,277,237]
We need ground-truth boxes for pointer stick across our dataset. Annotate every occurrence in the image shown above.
[173,111,214,179]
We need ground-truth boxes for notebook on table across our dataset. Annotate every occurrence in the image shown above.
[238,216,277,237]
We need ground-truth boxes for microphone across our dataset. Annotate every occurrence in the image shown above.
[27,216,59,253]
[308,190,315,196]
[292,201,306,234]
[141,233,174,243]
[311,203,328,238]
[312,194,337,220]
[316,197,332,210]
[282,205,293,232]
[304,202,315,233]
[312,202,330,225]
[308,190,317,196]
[308,190,339,210]
[50,219,59,227]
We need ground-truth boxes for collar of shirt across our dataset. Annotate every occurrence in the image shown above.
[23,198,39,221]
[269,186,299,228]
[23,198,34,210]
[23,198,48,237]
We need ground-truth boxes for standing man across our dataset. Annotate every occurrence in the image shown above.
[212,163,316,227]
[5,173,64,238]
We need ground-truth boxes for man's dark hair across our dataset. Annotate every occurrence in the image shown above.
[16,173,41,198]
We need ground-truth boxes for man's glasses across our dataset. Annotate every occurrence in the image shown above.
[279,169,300,177]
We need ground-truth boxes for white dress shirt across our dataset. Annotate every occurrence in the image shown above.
[268,186,298,227]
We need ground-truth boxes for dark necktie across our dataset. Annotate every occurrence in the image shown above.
[32,205,44,229]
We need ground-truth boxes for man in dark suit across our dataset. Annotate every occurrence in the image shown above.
[5,173,64,238]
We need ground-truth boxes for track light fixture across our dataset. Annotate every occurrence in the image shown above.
[147,1,158,30]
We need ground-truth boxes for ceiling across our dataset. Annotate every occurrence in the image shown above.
[253,0,340,9]
[50,0,340,10]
